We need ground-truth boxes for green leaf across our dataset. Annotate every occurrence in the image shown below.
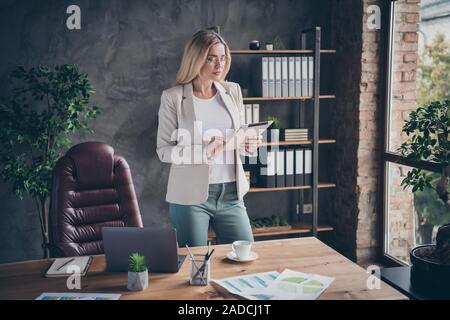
[128,253,148,272]
[0,64,99,201]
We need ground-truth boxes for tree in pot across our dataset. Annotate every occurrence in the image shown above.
[413,32,450,245]
[399,99,450,290]
[0,65,99,258]
[412,173,449,244]
[127,252,149,291]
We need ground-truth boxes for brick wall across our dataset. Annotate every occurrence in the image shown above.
[330,0,364,261]
[330,0,420,264]
[356,0,385,263]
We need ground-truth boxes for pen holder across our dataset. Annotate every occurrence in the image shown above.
[189,254,210,286]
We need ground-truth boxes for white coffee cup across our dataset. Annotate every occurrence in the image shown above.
[232,240,252,260]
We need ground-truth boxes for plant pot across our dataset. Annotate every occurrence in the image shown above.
[410,244,450,295]
[127,270,149,291]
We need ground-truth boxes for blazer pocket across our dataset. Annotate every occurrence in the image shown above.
[167,165,209,191]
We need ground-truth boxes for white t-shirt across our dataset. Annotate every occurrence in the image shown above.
[193,91,236,184]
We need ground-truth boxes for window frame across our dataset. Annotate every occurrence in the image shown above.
[379,0,444,267]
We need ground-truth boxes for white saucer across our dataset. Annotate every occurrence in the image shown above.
[226,251,258,262]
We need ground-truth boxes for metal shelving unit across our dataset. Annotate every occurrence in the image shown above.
[229,26,335,239]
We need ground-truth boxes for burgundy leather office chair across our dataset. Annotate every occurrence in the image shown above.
[49,141,143,257]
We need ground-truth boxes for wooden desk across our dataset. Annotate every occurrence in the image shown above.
[0,237,407,300]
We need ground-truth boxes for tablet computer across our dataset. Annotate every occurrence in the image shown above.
[222,120,273,151]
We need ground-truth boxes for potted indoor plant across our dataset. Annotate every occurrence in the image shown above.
[399,100,450,291]
[266,115,281,143]
[127,252,149,291]
[250,215,291,234]
[0,65,99,258]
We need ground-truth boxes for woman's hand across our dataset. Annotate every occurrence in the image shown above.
[241,134,263,154]
[206,136,224,159]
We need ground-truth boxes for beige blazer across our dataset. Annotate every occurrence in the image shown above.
[156,80,257,205]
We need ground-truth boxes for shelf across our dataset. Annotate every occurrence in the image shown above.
[262,139,336,147]
[248,183,336,193]
[229,28,333,239]
[243,95,335,101]
[231,50,336,54]
[207,223,334,240]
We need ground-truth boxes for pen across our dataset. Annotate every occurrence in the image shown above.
[194,248,215,280]
[194,261,207,282]
[56,258,75,271]
[186,245,203,281]
[206,248,215,262]
[199,248,215,281]
[185,245,196,260]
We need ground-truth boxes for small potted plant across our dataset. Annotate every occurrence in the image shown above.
[127,252,149,291]
[399,100,449,292]
[250,215,291,234]
[266,115,281,143]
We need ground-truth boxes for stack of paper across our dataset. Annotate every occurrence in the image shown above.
[211,269,334,300]
[282,129,308,141]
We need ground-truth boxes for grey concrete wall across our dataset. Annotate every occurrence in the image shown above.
[0,0,332,263]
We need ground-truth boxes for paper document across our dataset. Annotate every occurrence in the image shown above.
[211,271,280,300]
[265,269,335,300]
[211,269,334,300]
[36,293,121,300]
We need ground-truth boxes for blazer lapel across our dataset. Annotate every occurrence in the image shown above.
[182,82,203,143]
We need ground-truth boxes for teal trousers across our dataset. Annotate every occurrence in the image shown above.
[169,181,254,247]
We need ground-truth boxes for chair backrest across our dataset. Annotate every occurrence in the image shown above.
[49,141,143,256]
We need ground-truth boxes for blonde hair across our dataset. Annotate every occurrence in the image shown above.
[175,30,232,85]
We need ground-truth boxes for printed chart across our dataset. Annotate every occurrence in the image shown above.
[211,269,334,300]
[36,293,121,300]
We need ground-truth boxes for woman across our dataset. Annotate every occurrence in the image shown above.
[156,29,263,247]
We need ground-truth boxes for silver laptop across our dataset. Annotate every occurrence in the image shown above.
[102,227,185,273]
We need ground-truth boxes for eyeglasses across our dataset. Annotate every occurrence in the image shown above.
[206,56,227,65]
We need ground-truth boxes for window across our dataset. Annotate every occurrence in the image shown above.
[383,0,449,265]
[385,163,448,263]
